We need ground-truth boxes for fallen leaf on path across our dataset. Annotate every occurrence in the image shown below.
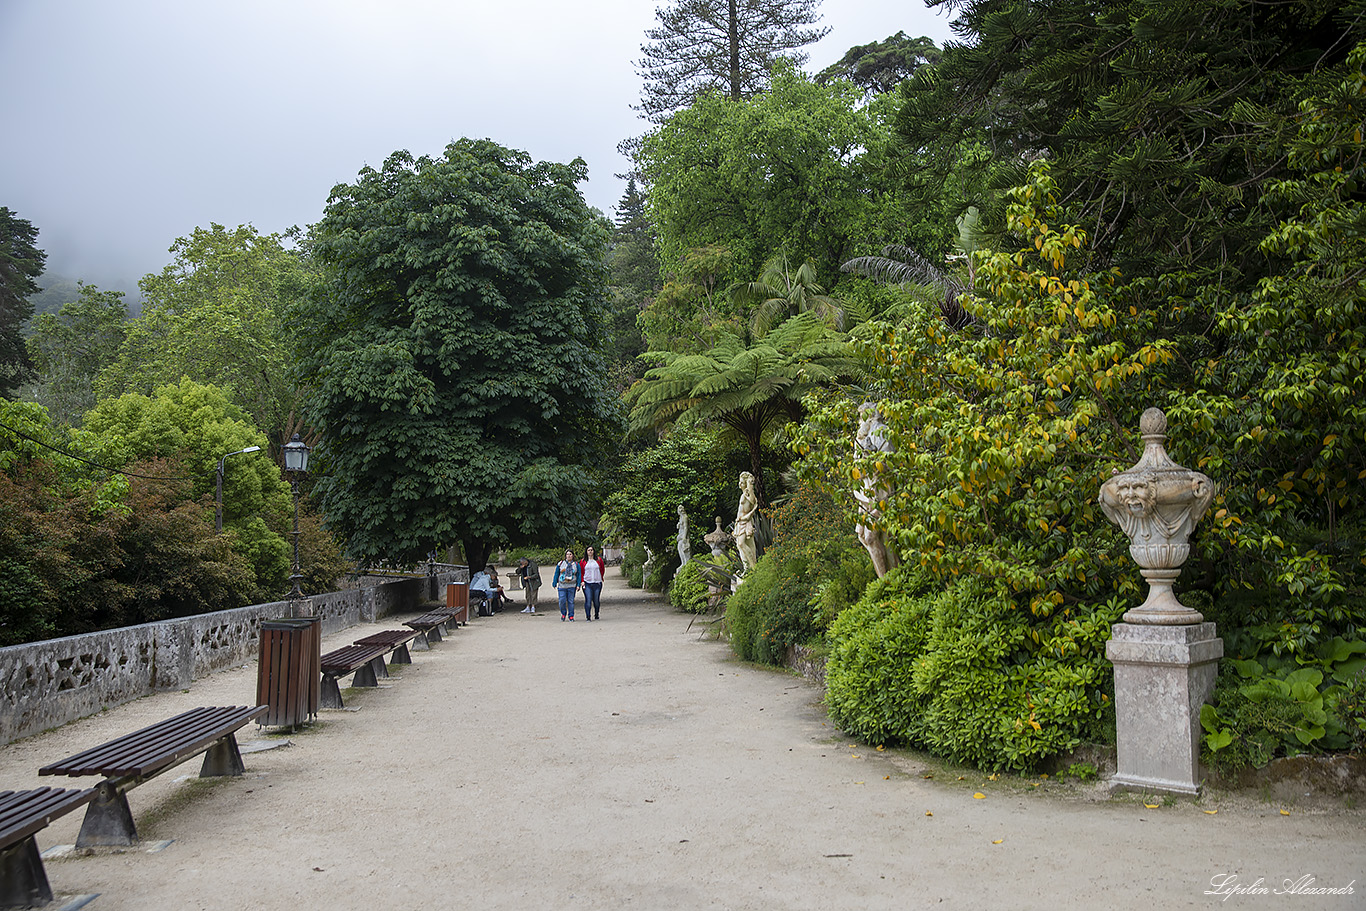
[1031,783,1041,788]
[883,776,890,780]
[992,839,1004,845]
[922,774,934,779]
[1204,810,1217,815]
[1144,803,1160,809]
[876,745,885,751]
[973,793,986,799]
[1280,809,1290,816]
[957,776,966,781]
[925,811,933,817]
[987,774,999,781]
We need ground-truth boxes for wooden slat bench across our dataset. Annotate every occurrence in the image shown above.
[403,611,455,647]
[0,787,97,907]
[37,705,267,848]
[318,643,389,710]
[353,629,421,666]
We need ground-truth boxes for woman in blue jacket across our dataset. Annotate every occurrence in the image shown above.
[552,548,582,621]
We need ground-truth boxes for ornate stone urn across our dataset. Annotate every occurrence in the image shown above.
[1101,406,1223,796]
[704,517,732,557]
[1099,408,1217,625]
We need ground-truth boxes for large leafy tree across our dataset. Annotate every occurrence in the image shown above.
[634,0,829,122]
[27,283,129,426]
[97,224,315,449]
[295,139,622,571]
[638,65,885,291]
[0,207,46,398]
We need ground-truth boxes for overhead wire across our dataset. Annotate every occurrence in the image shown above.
[0,419,198,482]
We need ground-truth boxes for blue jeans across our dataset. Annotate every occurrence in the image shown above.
[558,586,576,618]
[583,582,602,618]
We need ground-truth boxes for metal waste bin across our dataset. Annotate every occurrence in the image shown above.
[256,617,320,728]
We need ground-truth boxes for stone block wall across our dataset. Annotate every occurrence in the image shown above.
[0,569,466,745]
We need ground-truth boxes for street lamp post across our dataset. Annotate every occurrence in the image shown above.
[283,434,311,611]
[215,446,262,533]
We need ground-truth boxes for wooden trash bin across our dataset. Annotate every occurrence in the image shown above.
[446,581,469,625]
[256,617,320,728]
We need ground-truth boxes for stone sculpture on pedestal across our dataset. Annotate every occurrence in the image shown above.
[1100,407,1223,796]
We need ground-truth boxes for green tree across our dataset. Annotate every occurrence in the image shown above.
[638,65,886,289]
[0,400,259,643]
[815,32,941,97]
[0,207,46,397]
[629,311,857,505]
[899,0,1365,284]
[637,244,739,353]
[634,0,829,121]
[80,378,292,595]
[27,283,129,426]
[98,224,315,448]
[606,179,655,381]
[294,139,622,571]
[601,426,766,560]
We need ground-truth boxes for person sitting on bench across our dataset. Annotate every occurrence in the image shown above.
[470,566,506,613]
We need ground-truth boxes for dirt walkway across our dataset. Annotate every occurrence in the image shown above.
[3,571,1361,910]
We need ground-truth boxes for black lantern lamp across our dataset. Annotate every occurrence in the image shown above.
[283,434,311,607]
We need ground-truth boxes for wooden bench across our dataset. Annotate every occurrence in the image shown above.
[403,610,456,647]
[319,643,389,709]
[0,787,97,907]
[37,705,267,847]
[353,629,422,666]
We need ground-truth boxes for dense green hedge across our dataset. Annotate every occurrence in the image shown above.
[725,483,870,665]
[825,568,1121,772]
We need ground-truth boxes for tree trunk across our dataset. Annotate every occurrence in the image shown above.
[748,438,768,509]
[462,537,492,574]
[728,0,741,100]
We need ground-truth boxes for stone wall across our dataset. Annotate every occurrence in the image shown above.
[0,569,467,746]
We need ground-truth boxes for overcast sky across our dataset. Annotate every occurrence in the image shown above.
[0,0,957,292]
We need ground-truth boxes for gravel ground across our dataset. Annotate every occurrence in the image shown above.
[2,570,1361,911]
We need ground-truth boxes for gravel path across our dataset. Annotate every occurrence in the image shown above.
[2,570,1361,910]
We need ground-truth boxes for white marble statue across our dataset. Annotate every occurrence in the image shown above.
[733,471,759,575]
[676,504,692,566]
[853,403,899,578]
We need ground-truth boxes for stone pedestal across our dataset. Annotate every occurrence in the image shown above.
[1106,622,1223,796]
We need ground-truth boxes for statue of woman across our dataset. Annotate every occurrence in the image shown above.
[676,504,692,566]
[733,471,759,575]
[853,403,899,578]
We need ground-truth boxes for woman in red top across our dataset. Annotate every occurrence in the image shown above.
[580,546,606,621]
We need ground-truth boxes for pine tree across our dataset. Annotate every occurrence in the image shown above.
[0,207,47,398]
[634,0,829,122]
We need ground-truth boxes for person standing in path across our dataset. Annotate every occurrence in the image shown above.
[516,557,542,613]
[580,546,606,620]
[553,548,581,621]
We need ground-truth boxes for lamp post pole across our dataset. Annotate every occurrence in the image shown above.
[283,434,311,614]
[215,446,261,533]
